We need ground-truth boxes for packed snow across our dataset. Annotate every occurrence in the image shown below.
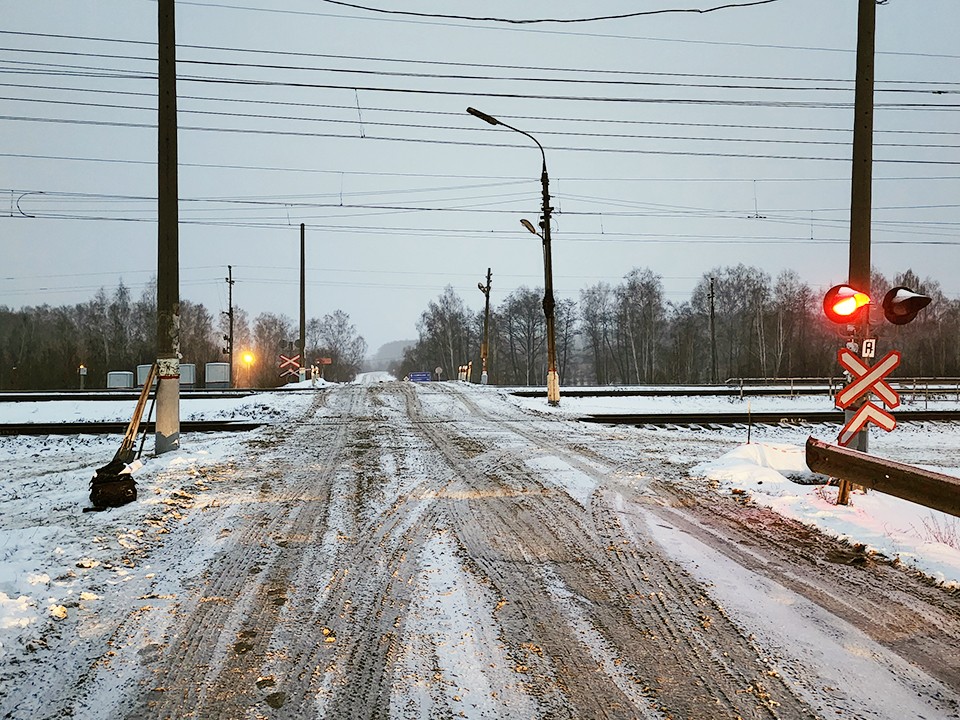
[509,385,960,587]
[2,376,959,705]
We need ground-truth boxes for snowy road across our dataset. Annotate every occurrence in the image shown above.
[2,381,959,719]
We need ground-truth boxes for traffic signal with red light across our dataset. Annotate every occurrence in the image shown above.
[823,284,871,324]
[882,286,932,325]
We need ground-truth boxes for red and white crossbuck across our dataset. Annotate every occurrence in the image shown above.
[835,348,900,446]
[278,353,301,378]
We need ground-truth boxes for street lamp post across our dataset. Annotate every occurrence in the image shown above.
[466,107,560,406]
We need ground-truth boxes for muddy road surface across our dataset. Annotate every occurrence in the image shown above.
[6,381,959,719]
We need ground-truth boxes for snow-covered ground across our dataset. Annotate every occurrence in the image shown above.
[507,385,960,587]
[2,377,959,712]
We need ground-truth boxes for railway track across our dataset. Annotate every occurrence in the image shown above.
[0,420,262,436]
[580,409,960,425]
[3,411,958,436]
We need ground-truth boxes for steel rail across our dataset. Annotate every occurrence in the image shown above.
[0,420,262,436]
[579,410,960,425]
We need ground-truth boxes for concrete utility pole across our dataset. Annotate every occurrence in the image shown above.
[299,222,306,381]
[224,265,234,387]
[845,0,877,458]
[539,161,561,407]
[156,0,180,454]
[478,267,492,384]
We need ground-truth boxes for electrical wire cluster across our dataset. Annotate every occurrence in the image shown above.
[2,2,959,310]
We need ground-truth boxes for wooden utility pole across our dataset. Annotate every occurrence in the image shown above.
[299,223,306,380]
[838,0,877,503]
[709,277,718,384]
[156,0,180,454]
[849,0,875,304]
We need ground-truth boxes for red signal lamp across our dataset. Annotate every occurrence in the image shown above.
[823,284,871,324]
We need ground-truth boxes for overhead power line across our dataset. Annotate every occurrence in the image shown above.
[5,113,960,165]
[4,67,959,111]
[8,187,960,229]
[6,211,959,246]
[316,0,781,24]
[5,152,959,183]
[6,80,960,139]
[0,30,960,86]
[4,49,958,95]
[163,2,960,61]
[12,95,960,150]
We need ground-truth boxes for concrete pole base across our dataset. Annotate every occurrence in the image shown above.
[547,370,560,406]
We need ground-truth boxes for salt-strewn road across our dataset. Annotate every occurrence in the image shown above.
[3,381,959,719]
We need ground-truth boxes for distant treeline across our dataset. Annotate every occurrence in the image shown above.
[392,264,960,386]
[3,265,956,391]
[0,280,366,390]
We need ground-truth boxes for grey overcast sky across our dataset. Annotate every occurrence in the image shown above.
[2,0,958,354]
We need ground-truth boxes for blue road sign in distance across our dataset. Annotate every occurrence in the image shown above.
[409,371,432,382]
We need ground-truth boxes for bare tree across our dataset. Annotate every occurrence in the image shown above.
[252,312,295,387]
[616,269,666,383]
[579,282,617,384]
[312,310,367,382]
[497,287,544,385]
[692,265,771,380]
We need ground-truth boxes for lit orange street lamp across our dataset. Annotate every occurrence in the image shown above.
[241,352,255,388]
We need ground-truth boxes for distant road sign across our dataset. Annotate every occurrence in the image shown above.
[409,372,432,382]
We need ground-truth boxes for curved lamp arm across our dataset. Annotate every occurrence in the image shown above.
[466,107,546,169]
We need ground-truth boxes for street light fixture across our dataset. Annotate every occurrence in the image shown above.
[242,351,255,388]
[466,107,560,406]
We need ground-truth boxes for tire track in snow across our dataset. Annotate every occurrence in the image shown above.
[438,383,960,713]
[405,383,813,719]
[123,388,355,718]
[279,383,460,719]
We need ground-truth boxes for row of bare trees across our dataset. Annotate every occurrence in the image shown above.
[393,265,960,385]
[4,264,955,390]
[0,281,366,389]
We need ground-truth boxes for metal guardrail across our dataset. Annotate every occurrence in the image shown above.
[805,436,960,518]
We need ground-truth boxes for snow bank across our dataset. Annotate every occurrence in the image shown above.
[695,442,960,588]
